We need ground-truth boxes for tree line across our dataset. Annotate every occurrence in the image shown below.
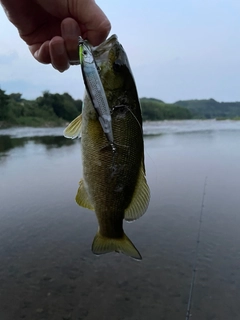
[2,89,240,127]
[0,89,193,127]
[175,98,240,119]
[0,89,82,127]
[140,98,192,121]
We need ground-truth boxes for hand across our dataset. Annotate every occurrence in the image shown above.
[0,0,111,72]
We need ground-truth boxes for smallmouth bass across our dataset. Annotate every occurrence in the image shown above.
[64,35,150,259]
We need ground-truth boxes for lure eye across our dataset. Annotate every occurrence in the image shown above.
[113,59,123,72]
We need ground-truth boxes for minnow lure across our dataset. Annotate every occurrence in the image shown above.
[78,37,115,151]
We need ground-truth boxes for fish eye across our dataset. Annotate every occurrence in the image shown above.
[113,59,123,72]
[83,50,87,55]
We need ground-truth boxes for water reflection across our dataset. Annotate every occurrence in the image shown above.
[1,122,240,320]
[0,134,76,156]
[0,135,26,154]
[32,135,76,149]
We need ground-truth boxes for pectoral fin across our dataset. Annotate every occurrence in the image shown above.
[63,114,82,139]
[75,179,94,211]
[92,232,142,260]
[124,162,150,222]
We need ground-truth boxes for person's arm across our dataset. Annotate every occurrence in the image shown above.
[0,0,111,72]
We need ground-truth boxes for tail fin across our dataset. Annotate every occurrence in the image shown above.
[92,232,142,260]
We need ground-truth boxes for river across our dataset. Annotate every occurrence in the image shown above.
[0,120,240,320]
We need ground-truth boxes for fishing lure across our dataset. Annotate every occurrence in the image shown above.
[78,37,115,151]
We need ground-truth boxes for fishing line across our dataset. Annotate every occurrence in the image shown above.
[185,176,208,320]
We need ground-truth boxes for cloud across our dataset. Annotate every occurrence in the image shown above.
[1,1,240,101]
[0,51,18,64]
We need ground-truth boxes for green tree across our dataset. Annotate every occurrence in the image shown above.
[9,93,22,102]
[36,91,81,121]
[0,88,9,120]
[140,98,192,121]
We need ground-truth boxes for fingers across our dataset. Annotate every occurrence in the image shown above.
[69,0,111,46]
[49,37,70,72]
[30,37,70,72]
[61,18,81,64]
[30,18,81,72]
[30,41,51,64]
[30,16,81,72]
[27,0,112,72]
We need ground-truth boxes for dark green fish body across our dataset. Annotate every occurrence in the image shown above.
[64,35,150,259]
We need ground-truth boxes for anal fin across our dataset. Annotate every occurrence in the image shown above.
[75,179,94,211]
[124,161,150,222]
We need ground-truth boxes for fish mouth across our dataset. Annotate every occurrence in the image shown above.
[92,34,133,90]
[93,34,118,53]
[93,34,121,64]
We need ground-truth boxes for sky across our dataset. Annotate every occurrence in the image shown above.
[1,0,240,102]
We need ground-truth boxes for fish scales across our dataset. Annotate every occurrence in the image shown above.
[82,98,143,216]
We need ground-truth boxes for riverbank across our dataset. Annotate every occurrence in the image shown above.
[0,118,67,129]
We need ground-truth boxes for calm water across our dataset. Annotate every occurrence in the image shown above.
[0,120,240,320]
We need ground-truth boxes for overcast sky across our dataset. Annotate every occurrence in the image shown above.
[1,0,240,102]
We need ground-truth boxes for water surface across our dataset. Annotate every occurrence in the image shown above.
[0,120,240,320]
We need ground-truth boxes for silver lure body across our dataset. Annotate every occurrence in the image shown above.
[79,37,114,146]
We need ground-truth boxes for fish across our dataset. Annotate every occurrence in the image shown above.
[64,34,150,260]
[78,36,114,150]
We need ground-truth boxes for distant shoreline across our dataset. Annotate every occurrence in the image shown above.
[1,118,240,130]
[1,90,240,125]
